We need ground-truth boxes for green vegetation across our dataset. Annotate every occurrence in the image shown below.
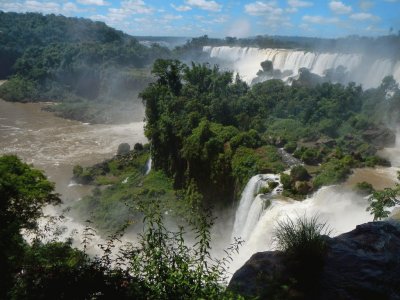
[355,181,375,196]
[0,155,61,298]
[274,215,330,258]
[0,154,242,299]
[0,12,172,123]
[367,185,400,221]
[72,146,183,232]
[140,59,396,206]
[268,215,331,299]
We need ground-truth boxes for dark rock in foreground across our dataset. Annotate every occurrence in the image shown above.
[229,221,400,299]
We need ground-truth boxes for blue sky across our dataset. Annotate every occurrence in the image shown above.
[0,0,399,37]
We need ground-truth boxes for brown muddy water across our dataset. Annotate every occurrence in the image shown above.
[0,98,147,201]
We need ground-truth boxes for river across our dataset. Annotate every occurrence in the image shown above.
[0,99,147,200]
[0,97,147,250]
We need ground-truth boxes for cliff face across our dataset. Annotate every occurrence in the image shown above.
[229,221,400,300]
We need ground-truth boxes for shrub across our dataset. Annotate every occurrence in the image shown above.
[284,141,297,153]
[290,165,311,182]
[280,173,292,190]
[274,215,330,259]
[273,215,331,298]
[355,181,374,195]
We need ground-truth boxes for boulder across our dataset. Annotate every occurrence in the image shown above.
[229,221,400,299]
[117,143,131,155]
[362,127,396,148]
[294,180,311,194]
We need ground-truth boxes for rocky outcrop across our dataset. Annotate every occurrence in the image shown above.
[229,221,400,299]
[362,127,396,148]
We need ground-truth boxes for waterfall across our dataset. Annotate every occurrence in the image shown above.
[278,148,302,167]
[231,174,281,241]
[203,46,400,89]
[145,157,152,175]
[228,184,373,276]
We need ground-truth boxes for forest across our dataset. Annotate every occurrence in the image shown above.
[0,12,171,123]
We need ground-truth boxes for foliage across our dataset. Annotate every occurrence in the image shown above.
[274,215,330,258]
[140,59,392,205]
[0,12,172,123]
[355,181,375,196]
[272,215,331,299]
[313,158,351,189]
[367,185,400,221]
[290,165,311,182]
[8,205,242,299]
[0,155,61,298]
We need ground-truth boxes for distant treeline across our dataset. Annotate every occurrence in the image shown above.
[0,12,172,122]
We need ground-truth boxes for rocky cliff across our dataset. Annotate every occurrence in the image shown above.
[229,221,400,299]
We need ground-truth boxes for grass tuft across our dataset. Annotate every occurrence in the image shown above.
[273,215,331,259]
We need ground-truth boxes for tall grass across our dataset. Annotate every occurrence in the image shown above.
[274,215,331,258]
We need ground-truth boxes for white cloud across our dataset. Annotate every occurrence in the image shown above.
[245,1,283,16]
[121,0,153,14]
[359,0,374,11]
[171,3,192,11]
[245,1,292,29]
[63,2,81,12]
[303,15,340,24]
[24,1,60,13]
[185,0,222,12]
[89,0,153,26]
[163,14,183,20]
[288,0,313,8]
[329,1,352,14]
[350,12,380,21]
[77,0,110,6]
[200,15,228,24]
[0,0,85,15]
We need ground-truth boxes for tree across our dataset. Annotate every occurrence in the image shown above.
[367,185,400,220]
[0,155,61,298]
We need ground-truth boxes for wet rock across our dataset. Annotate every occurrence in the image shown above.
[362,127,396,148]
[229,221,400,299]
[117,143,131,155]
[294,181,311,194]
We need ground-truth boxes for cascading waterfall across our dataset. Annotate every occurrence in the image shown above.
[229,185,373,274]
[228,132,400,276]
[203,46,400,88]
[231,174,282,241]
[145,157,152,175]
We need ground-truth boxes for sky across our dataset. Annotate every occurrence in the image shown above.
[0,0,399,38]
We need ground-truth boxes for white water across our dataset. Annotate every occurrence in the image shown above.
[203,46,400,88]
[228,131,400,276]
[229,185,373,274]
[145,157,152,175]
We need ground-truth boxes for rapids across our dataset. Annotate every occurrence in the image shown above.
[0,98,146,250]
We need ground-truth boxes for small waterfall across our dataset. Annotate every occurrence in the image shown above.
[228,185,373,276]
[145,157,152,175]
[278,148,302,167]
[231,174,281,241]
[203,46,400,88]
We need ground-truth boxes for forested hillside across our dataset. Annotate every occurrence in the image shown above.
[0,12,171,123]
[140,59,400,206]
